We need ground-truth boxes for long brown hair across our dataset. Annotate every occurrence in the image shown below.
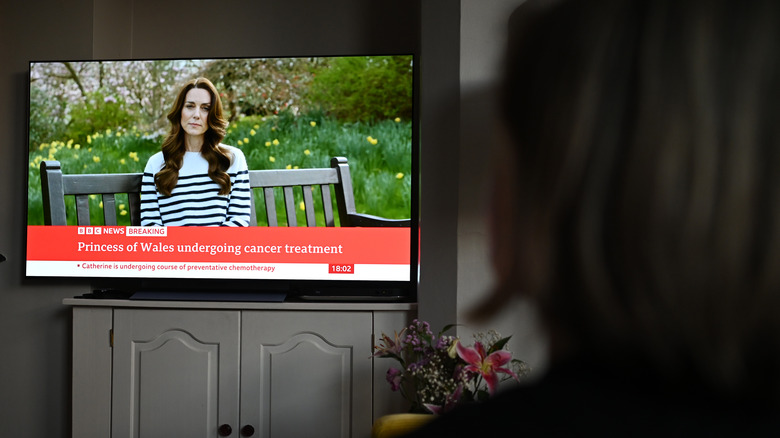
[480,0,780,400]
[155,77,232,196]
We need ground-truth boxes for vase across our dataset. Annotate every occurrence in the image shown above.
[371,413,434,438]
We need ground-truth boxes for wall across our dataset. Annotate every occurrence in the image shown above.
[417,0,548,374]
[455,0,549,373]
[0,1,419,436]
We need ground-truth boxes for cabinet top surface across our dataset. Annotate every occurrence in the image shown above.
[63,297,417,311]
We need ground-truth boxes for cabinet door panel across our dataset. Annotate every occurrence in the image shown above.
[112,309,240,438]
[241,311,372,438]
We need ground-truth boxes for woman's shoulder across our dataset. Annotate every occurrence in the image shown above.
[143,151,165,172]
[218,143,245,157]
[218,144,247,167]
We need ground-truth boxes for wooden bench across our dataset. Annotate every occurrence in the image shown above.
[40,157,410,227]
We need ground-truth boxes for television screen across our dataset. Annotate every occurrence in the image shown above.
[26,55,417,300]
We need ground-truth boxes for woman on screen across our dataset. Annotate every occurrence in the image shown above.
[140,77,251,226]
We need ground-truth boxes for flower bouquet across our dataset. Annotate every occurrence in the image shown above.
[373,319,529,414]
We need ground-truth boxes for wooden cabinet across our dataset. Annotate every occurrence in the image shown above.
[111,309,240,438]
[240,311,372,438]
[67,299,415,438]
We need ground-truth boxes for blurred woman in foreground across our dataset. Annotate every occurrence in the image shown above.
[408,0,780,435]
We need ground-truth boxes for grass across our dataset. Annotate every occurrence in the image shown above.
[27,112,413,226]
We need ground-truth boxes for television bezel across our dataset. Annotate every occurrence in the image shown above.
[24,53,420,302]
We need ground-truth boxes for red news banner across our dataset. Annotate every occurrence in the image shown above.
[26,226,411,281]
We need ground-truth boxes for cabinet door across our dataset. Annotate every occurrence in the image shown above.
[241,311,373,438]
[112,309,240,438]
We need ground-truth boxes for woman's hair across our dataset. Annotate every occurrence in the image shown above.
[155,77,232,196]
[483,0,780,400]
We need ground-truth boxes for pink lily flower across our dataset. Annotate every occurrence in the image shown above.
[372,329,406,359]
[456,340,518,395]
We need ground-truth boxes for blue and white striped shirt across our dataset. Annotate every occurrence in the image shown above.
[140,145,251,226]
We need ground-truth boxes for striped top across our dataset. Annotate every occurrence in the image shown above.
[140,145,251,226]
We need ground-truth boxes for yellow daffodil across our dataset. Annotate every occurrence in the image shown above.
[265,141,271,147]
[286,164,292,169]
[243,137,249,143]
[299,201,305,211]
[310,121,317,127]
[119,204,126,210]
[238,140,244,146]
[120,210,127,216]
[74,144,80,149]
[120,158,126,165]
[304,149,310,155]
[87,135,92,144]
[253,124,260,129]
[367,136,378,145]
[269,156,276,163]
[99,201,103,208]
[395,117,401,123]
[93,156,100,163]
[396,173,404,179]
[250,129,256,136]
[272,139,280,146]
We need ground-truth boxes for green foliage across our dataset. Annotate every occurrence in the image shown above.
[306,56,413,122]
[65,90,135,145]
[28,84,69,151]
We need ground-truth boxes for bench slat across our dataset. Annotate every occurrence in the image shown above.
[302,185,316,226]
[282,186,296,227]
[102,194,118,225]
[320,184,335,227]
[75,195,91,226]
[248,168,338,187]
[263,187,277,227]
[63,173,142,194]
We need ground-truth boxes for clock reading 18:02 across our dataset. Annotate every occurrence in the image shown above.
[328,264,354,274]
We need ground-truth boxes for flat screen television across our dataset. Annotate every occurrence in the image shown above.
[25,55,418,301]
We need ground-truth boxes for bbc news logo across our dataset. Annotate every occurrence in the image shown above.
[77,227,125,235]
